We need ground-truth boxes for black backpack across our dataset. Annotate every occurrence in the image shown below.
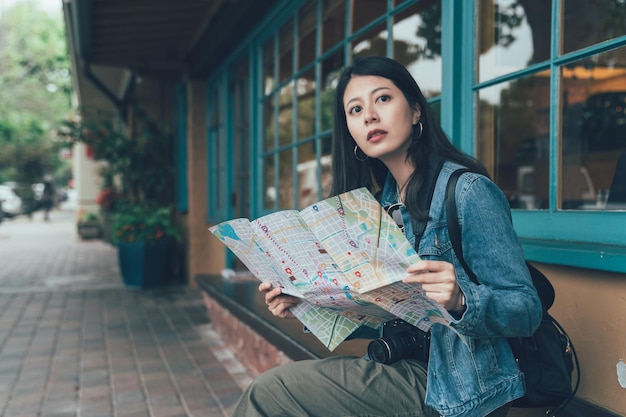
[445,169,580,417]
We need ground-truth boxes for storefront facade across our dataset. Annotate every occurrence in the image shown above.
[179,1,626,414]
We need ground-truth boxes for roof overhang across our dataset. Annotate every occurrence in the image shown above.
[63,0,277,110]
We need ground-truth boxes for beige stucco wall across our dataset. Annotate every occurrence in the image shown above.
[185,81,225,284]
[535,262,626,415]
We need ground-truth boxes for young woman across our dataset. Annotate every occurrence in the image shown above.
[231,56,542,417]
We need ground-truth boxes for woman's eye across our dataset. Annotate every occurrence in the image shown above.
[377,95,390,103]
[349,105,362,115]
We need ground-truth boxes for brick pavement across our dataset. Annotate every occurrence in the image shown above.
[0,207,251,417]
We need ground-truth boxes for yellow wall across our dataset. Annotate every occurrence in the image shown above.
[536,262,626,415]
[185,81,225,284]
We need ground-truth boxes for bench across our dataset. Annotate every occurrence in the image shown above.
[196,274,617,417]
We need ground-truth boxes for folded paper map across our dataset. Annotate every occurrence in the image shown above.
[209,187,453,351]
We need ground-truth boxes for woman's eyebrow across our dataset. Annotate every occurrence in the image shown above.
[345,86,392,107]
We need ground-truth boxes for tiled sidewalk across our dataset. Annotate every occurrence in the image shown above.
[0,209,251,417]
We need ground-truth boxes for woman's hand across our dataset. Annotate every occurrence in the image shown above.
[259,282,299,319]
[403,260,465,313]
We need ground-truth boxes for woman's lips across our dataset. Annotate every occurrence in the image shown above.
[368,129,387,142]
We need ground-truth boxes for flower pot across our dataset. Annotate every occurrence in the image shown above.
[77,220,102,240]
[117,239,168,288]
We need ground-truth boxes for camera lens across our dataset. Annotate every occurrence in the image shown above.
[368,338,393,364]
[368,332,416,364]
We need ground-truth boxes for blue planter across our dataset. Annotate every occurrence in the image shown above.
[117,239,168,288]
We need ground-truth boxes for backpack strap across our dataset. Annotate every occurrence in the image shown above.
[445,168,477,284]
[410,157,445,249]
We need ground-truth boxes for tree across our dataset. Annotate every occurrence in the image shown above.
[0,0,72,185]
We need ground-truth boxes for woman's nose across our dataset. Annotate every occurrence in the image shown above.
[364,108,378,125]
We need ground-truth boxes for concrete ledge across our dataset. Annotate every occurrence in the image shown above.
[196,274,327,376]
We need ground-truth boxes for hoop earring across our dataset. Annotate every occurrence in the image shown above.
[353,145,368,161]
[416,121,424,139]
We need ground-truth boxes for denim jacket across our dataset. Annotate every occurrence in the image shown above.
[380,161,543,417]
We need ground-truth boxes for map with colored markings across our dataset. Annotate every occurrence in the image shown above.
[209,187,453,351]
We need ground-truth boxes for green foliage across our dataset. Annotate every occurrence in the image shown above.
[110,204,180,245]
[0,0,72,185]
[58,106,175,207]
[79,212,101,223]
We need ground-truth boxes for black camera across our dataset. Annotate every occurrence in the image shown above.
[367,319,430,365]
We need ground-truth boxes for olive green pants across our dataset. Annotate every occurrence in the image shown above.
[230,356,511,417]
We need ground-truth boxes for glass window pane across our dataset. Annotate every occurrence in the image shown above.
[477,0,551,82]
[278,150,294,209]
[352,0,386,34]
[233,59,250,220]
[297,141,317,208]
[477,74,551,210]
[322,0,345,53]
[278,83,293,146]
[560,46,626,210]
[297,68,316,140]
[321,51,344,132]
[262,36,275,96]
[352,21,387,59]
[321,135,333,198]
[279,20,294,83]
[393,0,442,99]
[209,86,227,213]
[262,155,276,210]
[563,0,626,54]
[262,97,275,151]
[299,0,318,70]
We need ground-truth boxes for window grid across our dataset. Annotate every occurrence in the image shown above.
[471,0,626,272]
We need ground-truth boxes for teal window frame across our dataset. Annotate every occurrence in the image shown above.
[446,0,626,273]
[207,78,232,224]
[204,0,626,273]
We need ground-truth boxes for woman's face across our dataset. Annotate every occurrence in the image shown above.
[343,75,420,165]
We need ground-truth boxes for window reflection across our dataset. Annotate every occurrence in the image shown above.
[263,155,276,210]
[296,69,316,140]
[279,21,294,83]
[297,142,322,208]
[563,0,626,54]
[321,51,344,132]
[278,150,294,209]
[478,0,551,82]
[322,0,345,53]
[232,60,250,220]
[351,21,387,58]
[477,75,550,210]
[262,98,275,151]
[352,0,386,33]
[278,83,293,146]
[299,1,317,69]
[560,46,626,210]
[393,0,442,98]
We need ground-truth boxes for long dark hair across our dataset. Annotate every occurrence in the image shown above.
[330,56,488,220]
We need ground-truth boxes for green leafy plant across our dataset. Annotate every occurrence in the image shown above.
[79,211,100,223]
[111,204,180,245]
[57,105,174,207]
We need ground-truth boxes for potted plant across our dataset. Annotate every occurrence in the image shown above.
[111,204,180,288]
[77,212,102,240]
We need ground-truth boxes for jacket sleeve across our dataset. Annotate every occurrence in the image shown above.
[450,174,543,338]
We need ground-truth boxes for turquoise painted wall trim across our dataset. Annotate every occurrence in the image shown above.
[521,238,626,274]
[513,211,625,245]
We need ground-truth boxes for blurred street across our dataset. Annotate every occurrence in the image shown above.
[0,204,251,417]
